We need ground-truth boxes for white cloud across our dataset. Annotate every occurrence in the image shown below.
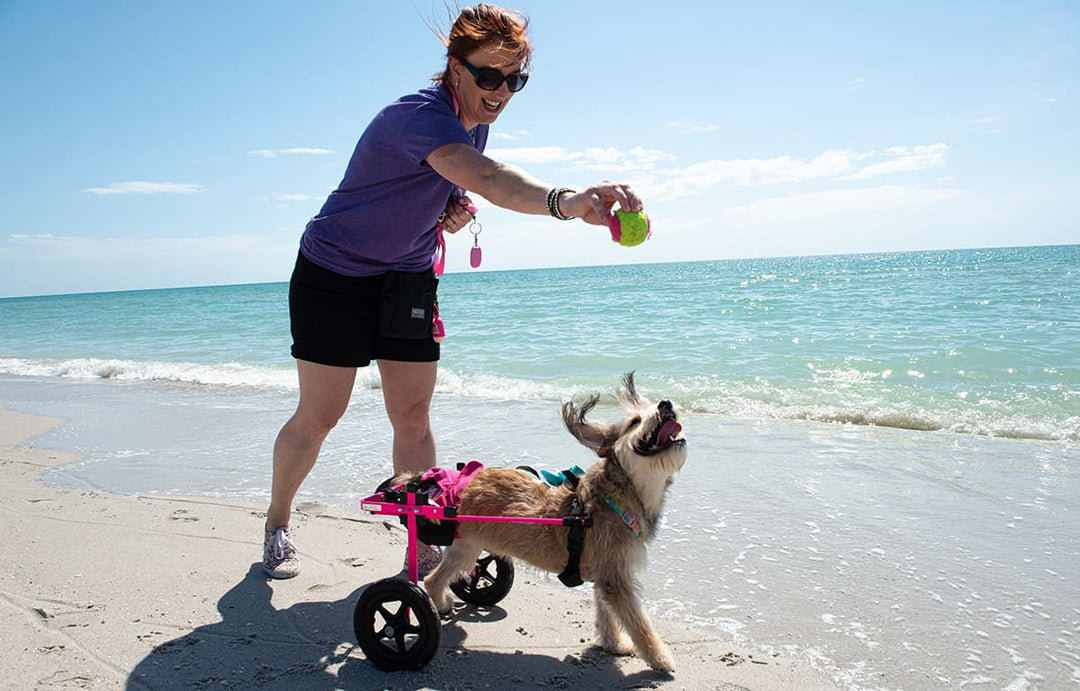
[572,146,677,173]
[648,149,866,199]
[645,144,948,200]
[969,115,1004,135]
[488,145,676,173]
[720,184,959,226]
[83,181,205,195]
[461,140,957,225]
[481,141,952,210]
[485,145,581,164]
[273,193,319,202]
[667,120,719,134]
[848,76,865,90]
[248,147,334,158]
[489,130,533,141]
[839,143,948,181]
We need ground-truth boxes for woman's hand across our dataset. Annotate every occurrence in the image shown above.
[561,182,643,226]
[437,196,477,234]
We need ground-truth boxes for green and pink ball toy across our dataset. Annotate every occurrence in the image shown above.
[608,209,652,247]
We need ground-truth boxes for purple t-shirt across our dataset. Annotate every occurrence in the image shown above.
[299,82,489,276]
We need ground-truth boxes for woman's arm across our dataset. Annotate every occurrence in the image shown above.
[426,142,642,226]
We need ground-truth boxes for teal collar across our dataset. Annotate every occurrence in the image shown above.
[602,494,644,540]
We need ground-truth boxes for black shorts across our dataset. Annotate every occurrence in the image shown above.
[289,251,440,367]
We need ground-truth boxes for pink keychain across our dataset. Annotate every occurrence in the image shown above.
[469,219,483,268]
[454,193,482,269]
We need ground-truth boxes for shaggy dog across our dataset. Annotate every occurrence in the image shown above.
[409,372,688,672]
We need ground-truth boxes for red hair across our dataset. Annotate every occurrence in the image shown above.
[433,4,532,84]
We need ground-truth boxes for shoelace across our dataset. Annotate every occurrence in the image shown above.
[269,528,295,560]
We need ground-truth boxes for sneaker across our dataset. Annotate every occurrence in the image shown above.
[402,545,444,580]
[263,526,300,579]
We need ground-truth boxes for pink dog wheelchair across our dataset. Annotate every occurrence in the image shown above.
[353,473,591,671]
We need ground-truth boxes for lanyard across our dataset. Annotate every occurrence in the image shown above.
[433,85,481,276]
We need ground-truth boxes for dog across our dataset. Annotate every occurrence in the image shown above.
[397,372,687,672]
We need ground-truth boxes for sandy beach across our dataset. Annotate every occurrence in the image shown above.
[0,405,841,690]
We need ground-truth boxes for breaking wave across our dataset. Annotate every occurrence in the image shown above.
[3,357,1075,442]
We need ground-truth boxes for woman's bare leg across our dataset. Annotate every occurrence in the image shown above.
[377,359,438,474]
[266,360,357,531]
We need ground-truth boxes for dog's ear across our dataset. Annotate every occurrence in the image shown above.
[617,370,642,407]
[375,475,400,493]
[375,472,419,492]
[562,394,614,454]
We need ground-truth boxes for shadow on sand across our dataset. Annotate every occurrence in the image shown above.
[126,564,669,690]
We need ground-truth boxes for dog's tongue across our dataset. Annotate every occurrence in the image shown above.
[658,420,682,445]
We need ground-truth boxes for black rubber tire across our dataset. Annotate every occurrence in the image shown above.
[354,578,441,670]
[449,553,515,606]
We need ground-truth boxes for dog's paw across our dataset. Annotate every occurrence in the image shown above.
[644,647,676,673]
[601,635,635,656]
[426,589,453,616]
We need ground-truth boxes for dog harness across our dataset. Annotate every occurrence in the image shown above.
[556,469,592,588]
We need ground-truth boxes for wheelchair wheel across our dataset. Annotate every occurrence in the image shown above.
[449,553,515,607]
[354,578,440,670]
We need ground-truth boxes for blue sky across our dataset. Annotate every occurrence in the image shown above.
[1,1,1076,297]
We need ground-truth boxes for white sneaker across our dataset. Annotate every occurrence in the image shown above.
[263,526,300,579]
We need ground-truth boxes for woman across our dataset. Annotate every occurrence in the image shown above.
[263,3,643,578]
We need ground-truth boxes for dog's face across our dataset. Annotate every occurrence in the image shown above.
[562,372,688,490]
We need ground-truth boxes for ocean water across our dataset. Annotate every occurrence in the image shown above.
[2,245,1078,689]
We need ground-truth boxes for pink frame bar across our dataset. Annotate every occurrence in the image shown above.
[360,491,579,584]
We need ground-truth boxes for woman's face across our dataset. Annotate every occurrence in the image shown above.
[451,44,527,129]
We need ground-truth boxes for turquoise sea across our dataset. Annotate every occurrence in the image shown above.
[2,245,1078,689]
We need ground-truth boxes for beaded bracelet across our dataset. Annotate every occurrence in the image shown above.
[546,187,576,220]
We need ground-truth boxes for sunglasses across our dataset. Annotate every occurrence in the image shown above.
[458,57,529,93]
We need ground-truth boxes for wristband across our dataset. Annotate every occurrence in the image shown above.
[546,187,576,220]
